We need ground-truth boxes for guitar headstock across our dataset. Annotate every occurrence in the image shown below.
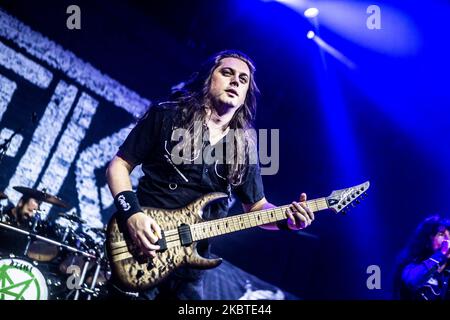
[326,181,370,214]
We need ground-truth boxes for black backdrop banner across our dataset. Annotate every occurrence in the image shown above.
[0,9,149,228]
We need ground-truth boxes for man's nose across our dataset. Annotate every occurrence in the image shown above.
[230,76,239,87]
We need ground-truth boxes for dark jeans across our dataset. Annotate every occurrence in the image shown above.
[107,269,205,300]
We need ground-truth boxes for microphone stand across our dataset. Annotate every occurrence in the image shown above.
[1,112,35,165]
[0,129,21,166]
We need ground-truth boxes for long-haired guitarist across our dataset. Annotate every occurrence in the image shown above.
[394,215,450,300]
[106,50,315,299]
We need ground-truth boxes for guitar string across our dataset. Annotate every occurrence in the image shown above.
[110,205,291,252]
[110,200,330,253]
[112,199,328,248]
[109,189,368,259]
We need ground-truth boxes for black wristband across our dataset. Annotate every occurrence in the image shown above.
[276,219,291,231]
[114,191,142,220]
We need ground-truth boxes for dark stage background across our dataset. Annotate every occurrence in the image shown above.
[0,0,449,299]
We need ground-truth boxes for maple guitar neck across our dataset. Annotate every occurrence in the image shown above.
[190,197,329,242]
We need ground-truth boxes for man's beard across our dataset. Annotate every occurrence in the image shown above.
[211,94,238,115]
[18,210,32,224]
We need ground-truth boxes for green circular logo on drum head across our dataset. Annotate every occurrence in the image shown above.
[0,258,48,300]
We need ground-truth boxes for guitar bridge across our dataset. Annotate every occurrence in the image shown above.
[178,224,193,246]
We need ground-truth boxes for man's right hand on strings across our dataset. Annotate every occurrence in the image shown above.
[127,212,162,258]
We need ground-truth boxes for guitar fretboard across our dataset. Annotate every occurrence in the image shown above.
[191,198,328,241]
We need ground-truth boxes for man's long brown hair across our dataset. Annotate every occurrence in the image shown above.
[170,50,260,186]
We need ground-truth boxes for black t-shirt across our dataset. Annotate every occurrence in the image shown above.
[117,102,265,220]
[116,103,265,278]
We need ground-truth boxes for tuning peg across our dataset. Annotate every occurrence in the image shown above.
[364,192,368,197]
[355,200,360,204]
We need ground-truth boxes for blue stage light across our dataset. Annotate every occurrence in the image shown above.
[304,7,319,18]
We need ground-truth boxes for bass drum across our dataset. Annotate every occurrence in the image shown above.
[0,256,65,300]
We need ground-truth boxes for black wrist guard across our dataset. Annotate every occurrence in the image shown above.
[114,191,142,220]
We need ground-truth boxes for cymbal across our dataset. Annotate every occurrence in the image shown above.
[0,191,7,200]
[57,212,86,224]
[13,186,71,209]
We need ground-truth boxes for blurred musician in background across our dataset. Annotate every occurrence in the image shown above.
[394,215,450,300]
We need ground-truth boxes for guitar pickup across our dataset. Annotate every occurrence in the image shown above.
[178,224,193,246]
[156,230,167,252]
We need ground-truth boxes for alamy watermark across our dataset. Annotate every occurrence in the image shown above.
[366,5,381,30]
[366,264,381,290]
[168,122,279,176]
[66,5,81,30]
[66,265,82,290]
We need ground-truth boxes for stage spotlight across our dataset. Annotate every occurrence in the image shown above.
[309,33,356,69]
[264,0,307,11]
[304,7,319,18]
[306,30,315,39]
[274,0,305,5]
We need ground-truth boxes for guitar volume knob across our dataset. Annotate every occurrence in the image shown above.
[136,270,144,279]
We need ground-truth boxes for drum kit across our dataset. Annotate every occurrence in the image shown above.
[0,187,110,300]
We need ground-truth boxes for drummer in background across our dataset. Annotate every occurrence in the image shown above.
[2,195,41,227]
[0,196,40,254]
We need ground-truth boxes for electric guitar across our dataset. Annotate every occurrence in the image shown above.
[106,181,370,291]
